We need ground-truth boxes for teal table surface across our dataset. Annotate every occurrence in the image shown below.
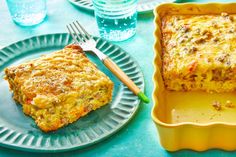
[0,0,236,156]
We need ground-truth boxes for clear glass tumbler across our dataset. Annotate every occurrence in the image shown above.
[6,0,47,26]
[92,0,138,41]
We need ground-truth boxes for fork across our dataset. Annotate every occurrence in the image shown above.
[66,21,149,103]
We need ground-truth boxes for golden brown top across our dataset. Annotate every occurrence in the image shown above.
[162,13,236,75]
[5,45,112,109]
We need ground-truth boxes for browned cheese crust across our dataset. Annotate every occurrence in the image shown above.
[5,45,113,132]
[162,13,236,92]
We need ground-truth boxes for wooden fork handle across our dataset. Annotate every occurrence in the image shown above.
[103,57,149,103]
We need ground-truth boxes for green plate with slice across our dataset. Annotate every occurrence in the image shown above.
[0,33,144,152]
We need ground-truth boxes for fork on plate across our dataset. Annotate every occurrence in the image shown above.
[66,21,149,103]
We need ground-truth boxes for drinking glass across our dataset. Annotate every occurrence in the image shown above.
[92,0,138,41]
[6,0,47,26]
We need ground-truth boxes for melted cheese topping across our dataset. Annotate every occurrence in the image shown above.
[5,45,113,132]
[162,13,236,92]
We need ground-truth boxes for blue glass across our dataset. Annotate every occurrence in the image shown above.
[92,0,138,41]
[6,0,47,26]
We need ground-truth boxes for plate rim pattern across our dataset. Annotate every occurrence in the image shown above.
[0,33,145,152]
[68,0,175,13]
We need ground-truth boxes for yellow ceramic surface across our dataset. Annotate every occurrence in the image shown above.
[152,3,236,151]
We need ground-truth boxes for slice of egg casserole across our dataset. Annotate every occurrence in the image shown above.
[4,45,113,132]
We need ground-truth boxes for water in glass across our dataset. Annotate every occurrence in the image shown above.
[6,0,47,26]
[93,0,138,41]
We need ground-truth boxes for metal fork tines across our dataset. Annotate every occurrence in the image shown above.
[66,21,107,60]
[66,21,91,44]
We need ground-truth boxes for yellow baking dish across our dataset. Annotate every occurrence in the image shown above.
[152,3,236,151]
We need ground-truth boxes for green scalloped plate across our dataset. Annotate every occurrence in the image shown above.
[0,33,144,152]
[68,0,175,13]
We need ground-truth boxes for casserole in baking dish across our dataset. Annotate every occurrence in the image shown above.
[152,3,236,151]
[162,13,236,92]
